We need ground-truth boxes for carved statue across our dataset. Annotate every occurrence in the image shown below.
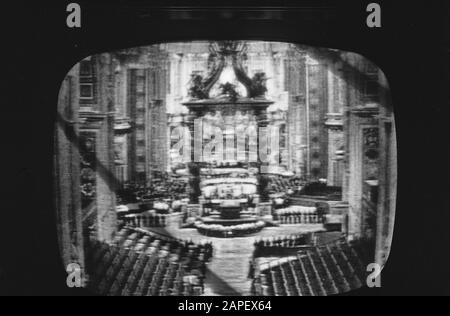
[218,82,239,102]
[250,72,269,98]
[188,73,208,100]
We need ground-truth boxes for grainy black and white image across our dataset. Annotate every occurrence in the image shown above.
[55,41,397,296]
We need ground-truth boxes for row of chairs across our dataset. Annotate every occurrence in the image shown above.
[86,227,213,296]
[123,214,170,228]
[253,239,368,296]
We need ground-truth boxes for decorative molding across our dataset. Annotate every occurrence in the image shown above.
[325,113,344,131]
[79,111,107,129]
[183,98,274,113]
[114,117,132,134]
[350,105,379,117]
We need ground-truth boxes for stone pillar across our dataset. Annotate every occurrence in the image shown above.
[224,110,236,163]
[325,58,345,187]
[325,114,344,186]
[55,64,86,284]
[256,109,269,201]
[341,56,355,207]
[256,109,269,169]
[347,107,379,239]
[285,49,307,179]
[95,53,117,242]
[113,58,132,187]
[186,110,201,204]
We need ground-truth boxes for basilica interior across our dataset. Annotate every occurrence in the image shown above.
[55,41,397,296]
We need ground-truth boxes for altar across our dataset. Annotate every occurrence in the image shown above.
[219,200,243,219]
[180,41,274,237]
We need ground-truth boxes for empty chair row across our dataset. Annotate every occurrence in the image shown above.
[252,238,369,296]
[86,228,213,296]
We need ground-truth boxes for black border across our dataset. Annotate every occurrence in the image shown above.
[2,0,450,298]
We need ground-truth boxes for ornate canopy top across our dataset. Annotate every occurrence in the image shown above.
[182,98,273,113]
[187,41,270,103]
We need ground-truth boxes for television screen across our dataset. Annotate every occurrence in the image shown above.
[55,40,396,296]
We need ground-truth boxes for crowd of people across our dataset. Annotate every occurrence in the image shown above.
[195,220,266,238]
[293,181,343,200]
[202,185,256,201]
[254,234,310,250]
[274,206,323,224]
[115,179,190,228]
[268,176,302,195]
[252,233,313,258]
[122,212,177,228]
[116,179,188,205]
[86,227,213,296]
